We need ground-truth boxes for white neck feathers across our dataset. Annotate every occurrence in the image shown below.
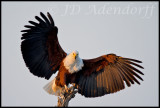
[63,52,84,74]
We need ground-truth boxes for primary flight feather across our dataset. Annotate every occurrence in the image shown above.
[21,12,144,97]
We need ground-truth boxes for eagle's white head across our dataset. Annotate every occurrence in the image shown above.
[63,50,84,74]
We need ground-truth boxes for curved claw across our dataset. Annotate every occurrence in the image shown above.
[72,83,79,89]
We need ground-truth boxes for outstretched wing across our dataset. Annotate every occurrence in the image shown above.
[21,12,67,79]
[76,54,144,97]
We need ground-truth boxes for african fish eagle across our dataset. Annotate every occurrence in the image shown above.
[21,12,144,97]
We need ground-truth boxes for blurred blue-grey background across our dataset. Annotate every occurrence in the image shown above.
[2,1,158,106]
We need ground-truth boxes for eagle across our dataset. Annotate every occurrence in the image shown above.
[21,12,144,97]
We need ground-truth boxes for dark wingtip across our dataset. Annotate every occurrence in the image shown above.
[35,16,38,19]
[47,12,50,15]
[123,57,143,63]
[24,25,28,28]
[21,37,24,40]
[47,12,54,26]
[40,12,44,16]
[47,12,52,18]
[141,67,144,69]
[21,30,26,32]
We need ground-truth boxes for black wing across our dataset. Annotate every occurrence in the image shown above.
[21,12,67,79]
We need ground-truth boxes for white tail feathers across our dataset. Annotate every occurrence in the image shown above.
[43,78,64,96]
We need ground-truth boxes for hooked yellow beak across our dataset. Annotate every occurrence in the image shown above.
[73,53,77,59]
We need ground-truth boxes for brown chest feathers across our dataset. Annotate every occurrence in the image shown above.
[56,62,77,87]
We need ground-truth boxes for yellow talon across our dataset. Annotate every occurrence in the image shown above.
[72,83,78,89]
[64,85,69,93]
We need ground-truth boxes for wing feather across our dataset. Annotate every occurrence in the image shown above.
[87,76,92,97]
[40,12,51,26]
[35,16,46,26]
[76,54,144,97]
[107,66,113,93]
[104,68,109,93]
[93,73,97,97]
[122,65,141,84]
[113,65,125,90]
[117,62,135,84]
[100,70,105,95]
[79,76,86,95]
[122,57,142,63]
[110,65,119,91]
[122,63,143,81]
[123,62,144,75]
[90,73,95,97]
[116,62,131,87]
[101,69,107,94]
[28,21,39,26]
[125,60,144,69]
[21,12,66,79]
[47,12,55,25]
[97,72,102,96]
[84,76,90,97]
